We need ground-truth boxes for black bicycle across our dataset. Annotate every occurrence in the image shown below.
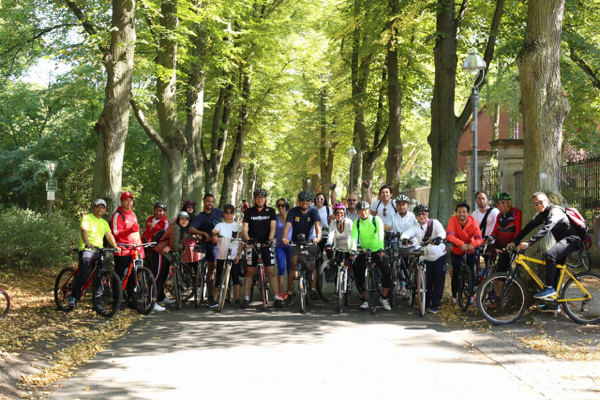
[457,252,476,311]
[290,237,316,313]
[192,241,208,308]
[164,251,194,310]
[0,288,10,320]
[354,248,383,314]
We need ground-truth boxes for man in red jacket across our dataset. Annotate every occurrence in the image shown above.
[447,202,483,306]
[111,191,144,304]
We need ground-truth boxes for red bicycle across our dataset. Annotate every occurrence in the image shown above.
[117,242,157,315]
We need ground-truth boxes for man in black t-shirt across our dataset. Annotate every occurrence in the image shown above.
[241,188,282,309]
[281,191,322,302]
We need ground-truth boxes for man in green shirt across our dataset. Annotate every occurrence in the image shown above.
[351,201,392,311]
[70,199,121,308]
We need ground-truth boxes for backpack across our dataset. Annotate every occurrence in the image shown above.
[151,229,166,245]
[423,219,435,241]
[565,207,587,239]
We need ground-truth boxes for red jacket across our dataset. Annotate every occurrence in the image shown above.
[446,215,483,255]
[490,207,522,247]
[111,207,144,258]
[143,215,170,243]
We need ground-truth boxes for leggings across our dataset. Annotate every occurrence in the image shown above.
[354,252,392,291]
[275,246,291,276]
[215,259,242,287]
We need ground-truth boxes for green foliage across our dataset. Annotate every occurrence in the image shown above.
[0,207,79,270]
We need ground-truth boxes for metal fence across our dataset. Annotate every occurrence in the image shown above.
[562,156,600,225]
[480,166,499,200]
[514,170,524,210]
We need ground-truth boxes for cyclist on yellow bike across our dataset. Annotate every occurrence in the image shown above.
[508,192,584,311]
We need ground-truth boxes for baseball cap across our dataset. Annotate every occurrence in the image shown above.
[94,199,107,207]
[120,192,135,200]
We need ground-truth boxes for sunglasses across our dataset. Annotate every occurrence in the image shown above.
[299,198,311,202]
[347,199,357,202]
[277,204,286,208]
[383,207,387,217]
[224,211,234,214]
[533,201,545,207]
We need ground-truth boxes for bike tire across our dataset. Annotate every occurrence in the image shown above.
[54,267,76,311]
[367,268,379,314]
[417,264,426,317]
[561,271,600,324]
[133,266,157,315]
[259,265,267,311]
[317,259,336,302]
[173,264,182,310]
[566,249,591,271]
[299,273,308,313]
[407,260,417,307]
[0,290,10,320]
[178,263,194,302]
[389,261,398,308]
[475,273,527,325]
[92,270,122,318]
[217,262,232,312]
[194,263,206,308]
[337,269,345,313]
[457,266,472,311]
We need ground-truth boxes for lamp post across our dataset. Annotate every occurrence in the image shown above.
[462,49,487,206]
[347,146,357,194]
[44,160,58,214]
[306,178,311,192]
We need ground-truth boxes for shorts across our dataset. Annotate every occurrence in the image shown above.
[245,244,275,267]
[204,245,218,262]
[291,243,317,267]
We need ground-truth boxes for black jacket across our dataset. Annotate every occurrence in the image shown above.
[513,204,579,246]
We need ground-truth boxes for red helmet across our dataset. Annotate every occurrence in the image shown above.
[333,202,346,211]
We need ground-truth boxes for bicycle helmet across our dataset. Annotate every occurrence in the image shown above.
[333,202,346,211]
[413,204,429,214]
[154,201,167,210]
[184,200,195,207]
[298,191,313,201]
[495,192,511,201]
[253,187,267,197]
[356,201,370,210]
[396,195,410,204]
[178,211,190,219]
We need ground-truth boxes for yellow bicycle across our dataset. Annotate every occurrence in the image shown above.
[476,248,600,325]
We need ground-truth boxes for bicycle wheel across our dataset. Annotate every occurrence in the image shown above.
[317,260,336,302]
[217,262,232,312]
[457,266,472,311]
[417,264,426,317]
[92,270,122,318]
[561,272,600,324]
[566,249,592,271]
[194,263,206,308]
[389,261,398,308]
[178,263,194,302]
[0,290,10,320]
[299,272,308,313]
[173,265,181,310]
[367,268,379,314]
[406,261,417,307]
[54,267,75,311]
[337,269,345,313]
[133,266,157,315]
[476,273,527,325]
[259,265,268,311]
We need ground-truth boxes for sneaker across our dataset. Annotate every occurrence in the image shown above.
[381,298,391,311]
[208,295,215,304]
[469,297,475,306]
[359,300,369,310]
[533,287,556,300]
[282,292,289,300]
[68,297,77,308]
[452,297,457,306]
[158,298,175,305]
[285,292,295,306]
[208,299,219,308]
[310,289,318,300]
[537,303,560,314]
[273,299,284,308]
[428,305,439,314]
[234,299,241,308]
[240,299,250,309]
[153,303,166,312]
[399,287,407,296]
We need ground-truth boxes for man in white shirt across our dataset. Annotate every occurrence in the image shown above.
[471,191,499,240]
[370,185,396,227]
[401,204,446,314]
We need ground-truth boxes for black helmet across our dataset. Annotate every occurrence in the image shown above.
[356,201,370,210]
[154,201,167,210]
[253,188,267,197]
[396,195,410,204]
[413,204,428,214]
[495,192,511,201]
[298,191,313,201]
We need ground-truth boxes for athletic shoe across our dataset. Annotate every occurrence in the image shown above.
[240,299,250,309]
[208,299,219,308]
[234,299,241,308]
[310,289,318,300]
[207,295,215,304]
[273,299,284,308]
[469,297,475,306]
[428,305,439,314]
[153,303,166,312]
[158,298,175,305]
[452,298,457,306]
[533,287,556,300]
[537,303,560,314]
[381,298,391,311]
[285,292,295,305]
[359,301,369,310]
[68,297,77,309]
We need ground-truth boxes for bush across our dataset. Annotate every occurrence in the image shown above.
[0,207,79,271]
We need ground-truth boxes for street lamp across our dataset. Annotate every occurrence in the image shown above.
[347,146,357,194]
[306,178,311,191]
[44,160,58,214]
[462,49,487,205]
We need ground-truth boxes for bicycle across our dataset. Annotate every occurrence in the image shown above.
[290,237,316,313]
[354,248,383,314]
[163,251,194,310]
[316,253,338,302]
[332,248,354,313]
[215,237,243,312]
[401,241,431,317]
[247,239,273,312]
[476,247,600,325]
[0,288,10,320]
[192,240,208,309]
[566,234,592,271]
[54,247,123,318]
[386,232,403,308]
[117,242,157,315]
[456,252,476,312]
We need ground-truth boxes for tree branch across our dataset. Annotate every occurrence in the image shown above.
[130,99,169,154]
[0,23,76,59]
[568,44,600,90]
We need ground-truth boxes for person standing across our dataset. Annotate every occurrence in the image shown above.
[370,185,396,228]
[275,198,292,300]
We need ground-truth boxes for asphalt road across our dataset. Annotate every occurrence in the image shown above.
[49,295,598,400]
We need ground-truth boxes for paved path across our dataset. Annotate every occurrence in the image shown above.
[50,298,599,400]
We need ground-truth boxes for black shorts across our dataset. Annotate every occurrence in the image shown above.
[245,244,275,267]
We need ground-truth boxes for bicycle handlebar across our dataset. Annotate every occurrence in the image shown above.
[116,242,156,249]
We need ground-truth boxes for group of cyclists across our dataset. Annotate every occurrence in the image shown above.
[71,183,589,316]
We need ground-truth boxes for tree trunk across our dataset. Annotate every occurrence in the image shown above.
[86,0,136,212]
[517,0,569,225]
[221,67,251,207]
[318,87,337,200]
[185,13,207,203]
[490,102,500,141]
[385,0,403,195]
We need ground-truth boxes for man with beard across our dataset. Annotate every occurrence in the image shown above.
[189,194,223,306]
[446,203,483,306]
[281,191,322,304]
